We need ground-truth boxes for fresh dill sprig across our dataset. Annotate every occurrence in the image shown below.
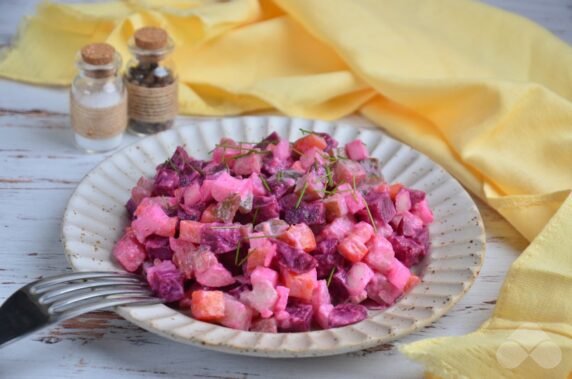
[295,181,308,209]
[299,128,319,136]
[210,225,243,230]
[234,242,242,265]
[325,164,333,187]
[326,266,337,287]
[237,249,254,266]
[260,176,271,192]
[352,175,378,233]
[251,207,260,226]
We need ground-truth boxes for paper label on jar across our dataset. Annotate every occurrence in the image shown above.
[70,94,127,140]
[126,80,178,123]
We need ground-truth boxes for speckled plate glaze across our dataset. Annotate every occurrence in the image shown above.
[62,116,485,357]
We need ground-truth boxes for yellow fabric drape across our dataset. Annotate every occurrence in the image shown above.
[1,0,571,377]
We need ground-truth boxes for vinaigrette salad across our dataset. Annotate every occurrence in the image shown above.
[113,131,433,332]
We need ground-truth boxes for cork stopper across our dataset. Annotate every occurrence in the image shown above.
[134,27,168,50]
[81,43,115,65]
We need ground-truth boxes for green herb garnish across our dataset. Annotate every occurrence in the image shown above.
[234,242,242,265]
[237,249,254,266]
[260,176,271,192]
[295,181,308,209]
[251,207,260,226]
[326,266,337,287]
[325,164,333,187]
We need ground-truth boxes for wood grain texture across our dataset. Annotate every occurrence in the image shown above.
[0,0,566,378]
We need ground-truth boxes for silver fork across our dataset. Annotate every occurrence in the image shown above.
[0,271,161,348]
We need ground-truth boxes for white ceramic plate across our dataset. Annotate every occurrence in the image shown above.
[62,116,485,357]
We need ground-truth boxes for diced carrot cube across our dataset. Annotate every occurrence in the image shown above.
[191,290,225,322]
[179,220,203,244]
[293,134,328,154]
[338,235,368,263]
[333,160,366,185]
[324,195,348,221]
[404,274,421,292]
[200,204,220,223]
[279,223,316,253]
[389,183,403,199]
[282,269,318,302]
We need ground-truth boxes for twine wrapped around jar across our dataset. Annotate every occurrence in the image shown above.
[125,80,178,124]
[70,94,128,139]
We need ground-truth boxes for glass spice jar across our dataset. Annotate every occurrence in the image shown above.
[125,27,178,135]
[70,43,127,153]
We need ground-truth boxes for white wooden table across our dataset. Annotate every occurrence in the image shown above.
[0,1,568,378]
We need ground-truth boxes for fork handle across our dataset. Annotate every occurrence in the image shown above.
[0,290,50,347]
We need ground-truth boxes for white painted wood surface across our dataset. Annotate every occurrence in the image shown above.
[0,1,567,378]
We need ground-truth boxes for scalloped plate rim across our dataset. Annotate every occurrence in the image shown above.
[61,116,486,358]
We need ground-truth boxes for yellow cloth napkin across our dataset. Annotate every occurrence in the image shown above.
[2,0,571,377]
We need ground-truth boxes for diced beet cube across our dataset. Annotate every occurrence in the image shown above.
[329,270,350,305]
[191,290,225,321]
[408,189,426,206]
[201,224,242,254]
[144,235,173,261]
[345,139,369,161]
[275,241,317,274]
[113,228,146,272]
[170,146,192,171]
[319,132,338,152]
[253,196,280,223]
[221,294,253,331]
[366,273,402,305]
[267,175,296,199]
[251,318,278,333]
[399,211,424,237]
[131,176,154,205]
[365,191,396,224]
[233,153,262,176]
[333,160,366,184]
[282,197,326,225]
[132,198,178,243]
[279,304,314,332]
[388,234,426,267]
[154,168,180,196]
[145,260,184,302]
[255,132,281,149]
[328,304,367,328]
[177,204,202,221]
[125,198,137,219]
[415,226,431,253]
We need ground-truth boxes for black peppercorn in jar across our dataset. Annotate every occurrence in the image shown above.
[125,27,178,135]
